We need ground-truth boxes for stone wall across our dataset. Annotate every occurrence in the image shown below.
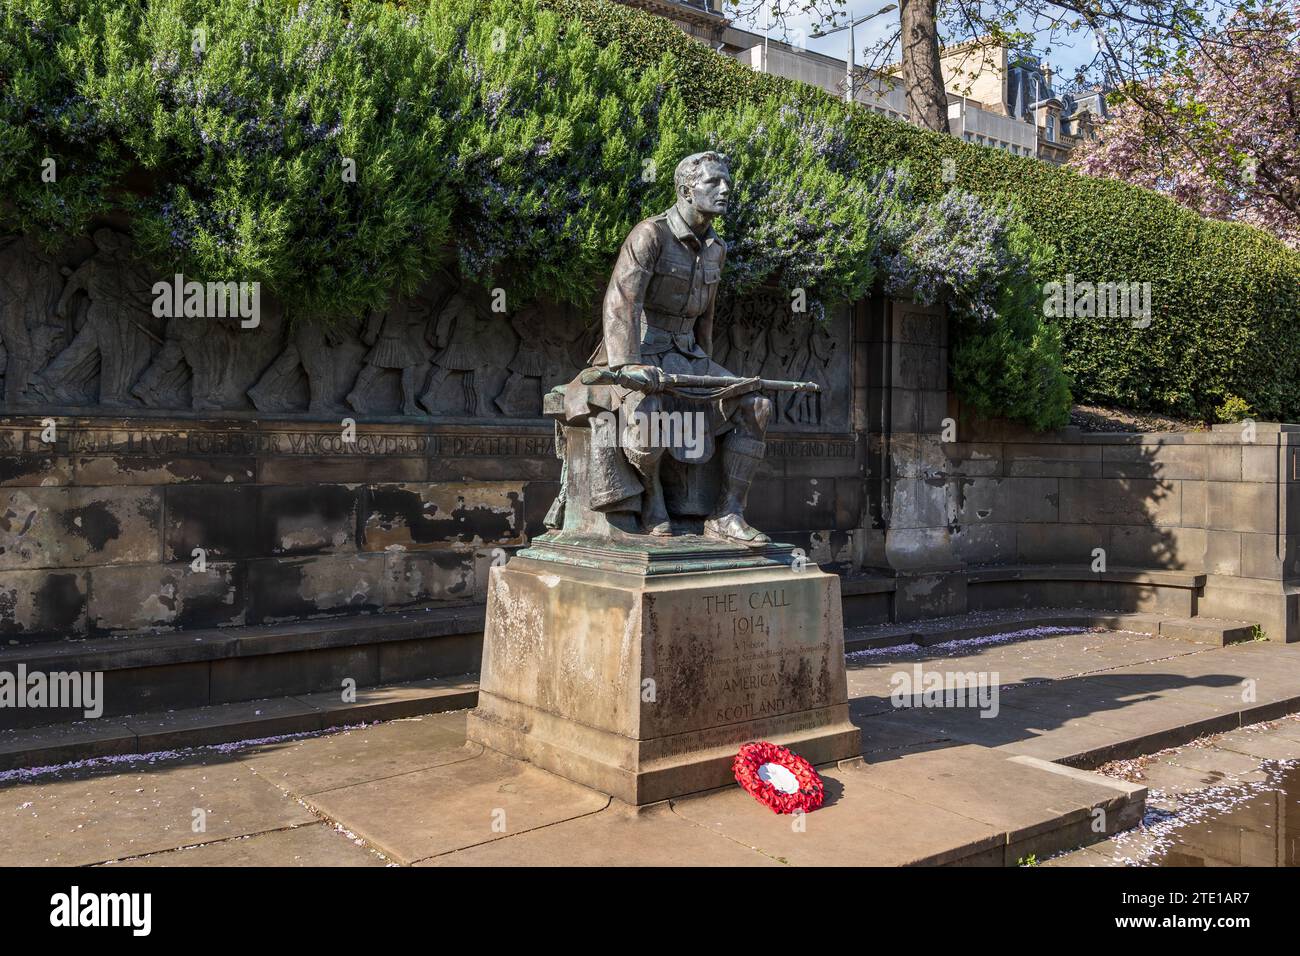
[2,227,1297,647]
[943,420,1300,640]
[0,228,864,641]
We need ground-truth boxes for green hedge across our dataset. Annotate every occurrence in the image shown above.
[3,0,1071,427]
[542,0,1300,424]
[10,0,1292,425]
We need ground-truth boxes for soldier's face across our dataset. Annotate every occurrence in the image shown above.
[684,163,732,216]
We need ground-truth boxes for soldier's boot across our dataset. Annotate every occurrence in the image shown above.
[639,459,672,536]
[704,435,770,545]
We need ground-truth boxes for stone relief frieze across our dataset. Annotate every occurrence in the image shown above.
[0,229,850,427]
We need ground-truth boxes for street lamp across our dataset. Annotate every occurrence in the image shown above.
[810,3,898,104]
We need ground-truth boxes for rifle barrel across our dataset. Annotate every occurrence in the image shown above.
[578,367,820,394]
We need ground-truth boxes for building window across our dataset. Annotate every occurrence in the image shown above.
[1046,116,1056,142]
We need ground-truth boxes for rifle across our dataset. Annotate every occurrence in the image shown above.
[579,366,820,399]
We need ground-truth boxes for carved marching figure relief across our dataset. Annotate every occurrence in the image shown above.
[0,235,65,404]
[549,152,820,545]
[494,304,582,417]
[133,311,247,411]
[788,319,834,425]
[346,295,429,416]
[248,316,353,414]
[27,229,162,408]
[418,288,494,417]
[713,296,770,379]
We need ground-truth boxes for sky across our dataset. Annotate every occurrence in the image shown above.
[728,1,1101,89]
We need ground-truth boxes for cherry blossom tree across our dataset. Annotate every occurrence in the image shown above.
[1071,3,1300,248]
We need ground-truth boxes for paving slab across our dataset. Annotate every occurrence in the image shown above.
[105,823,388,867]
[0,753,315,866]
[302,750,610,865]
[992,682,1242,742]
[421,802,780,867]
[1166,745,1272,777]
[854,711,952,759]
[241,712,474,796]
[670,760,1005,866]
[1213,727,1300,762]
[1137,760,1263,796]
[862,745,1142,850]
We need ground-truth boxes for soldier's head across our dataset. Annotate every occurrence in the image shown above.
[674,152,732,221]
[91,228,125,255]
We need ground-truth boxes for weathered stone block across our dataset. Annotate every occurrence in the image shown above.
[361,482,524,551]
[1003,442,1100,478]
[951,523,1016,566]
[74,456,255,486]
[0,455,72,487]
[942,442,1003,478]
[1204,530,1242,576]
[246,553,387,623]
[1108,525,1205,570]
[257,455,426,485]
[382,550,477,606]
[1241,532,1285,579]
[890,477,948,531]
[0,486,161,569]
[893,571,967,621]
[1015,522,1106,565]
[1241,444,1282,483]
[260,484,359,555]
[1204,480,1278,534]
[950,476,1059,526]
[785,477,837,531]
[0,569,88,638]
[1058,477,1181,527]
[86,562,246,633]
[164,484,259,560]
[467,549,858,804]
[1101,442,1206,480]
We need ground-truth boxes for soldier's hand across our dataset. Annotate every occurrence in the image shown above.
[619,365,663,393]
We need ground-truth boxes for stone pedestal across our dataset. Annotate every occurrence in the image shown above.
[466,534,860,804]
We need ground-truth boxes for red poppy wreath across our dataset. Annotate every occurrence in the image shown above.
[732,741,825,814]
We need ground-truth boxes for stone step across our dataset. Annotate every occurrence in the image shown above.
[0,606,485,731]
[0,675,476,773]
[1158,616,1259,646]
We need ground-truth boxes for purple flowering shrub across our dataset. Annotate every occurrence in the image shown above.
[439,0,684,305]
[0,0,137,240]
[0,0,1070,426]
[124,0,460,320]
[693,97,882,319]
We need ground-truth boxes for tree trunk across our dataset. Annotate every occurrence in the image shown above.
[899,0,950,133]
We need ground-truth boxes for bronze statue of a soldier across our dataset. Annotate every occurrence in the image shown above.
[556,151,786,546]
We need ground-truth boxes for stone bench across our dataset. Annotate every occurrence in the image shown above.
[0,605,484,731]
[964,564,1206,616]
